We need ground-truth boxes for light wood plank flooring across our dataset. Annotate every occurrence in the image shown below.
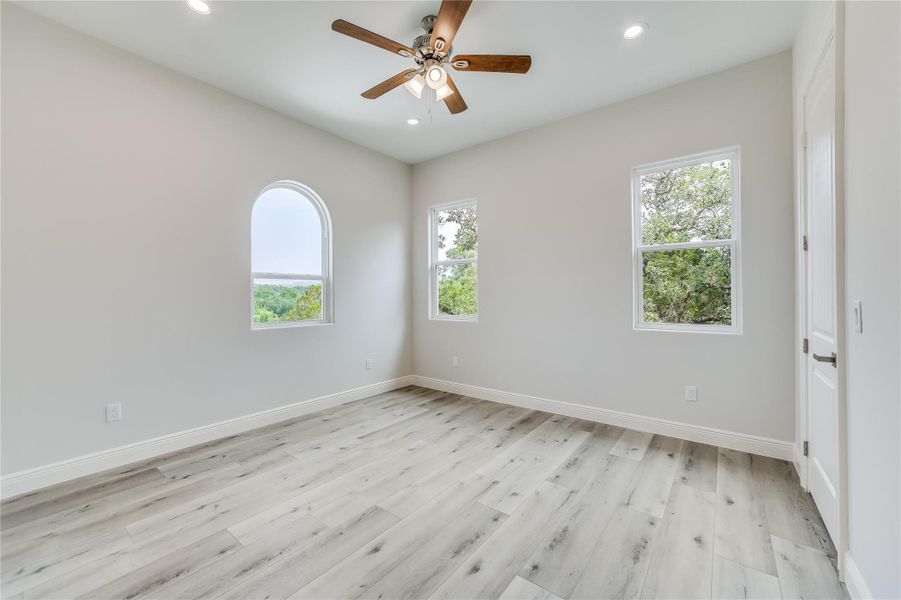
[1,386,844,599]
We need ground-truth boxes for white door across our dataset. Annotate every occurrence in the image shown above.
[804,39,841,542]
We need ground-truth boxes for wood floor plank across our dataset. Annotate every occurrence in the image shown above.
[376,436,500,518]
[478,410,554,453]
[623,435,683,518]
[220,506,400,600]
[771,535,845,600]
[352,395,476,446]
[753,456,836,565]
[76,530,242,599]
[19,524,228,599]
[570,506,660,600]
[712,555,782,600]
[518,455,641,598]
[127,440,420,549]
[312,432,482,527]
[291,474,499,600]
[235,441,430,533]
[677,441,719,494]
[715,449,778,576]
[476,415,577,481]
[2,448,283,558]
[140,514,327,599]
[362,502,506,600]
[479,425,589,515]
[1,528,134,597]
[3,462,248,564]
[155,449,240,482]
[1,463,169,521]
[640,483,715,599]
[470,405,534,438]
[1,468,167,530]
[499,576,564,600]
[277,403,431,456]
[429,481,578,600]
[546,423,624,491]
[610,429,655,461]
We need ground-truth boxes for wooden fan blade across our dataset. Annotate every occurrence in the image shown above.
[451,54,532,74]
[362,69,418,99]
[332,19,414,57]
[443,74,467,114]
[429,0,472,54]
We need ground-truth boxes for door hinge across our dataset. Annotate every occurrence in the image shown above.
[802,131,808,149]
[802,235,809,251]
[803,338,809,354]
[803,441,809,457]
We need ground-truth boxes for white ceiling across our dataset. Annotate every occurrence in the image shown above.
[20,1,802,164]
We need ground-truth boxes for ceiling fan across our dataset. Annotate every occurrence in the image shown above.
[331,0,531,115]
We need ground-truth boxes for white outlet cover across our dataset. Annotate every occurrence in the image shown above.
[685,386,698,402]
[365,358,373,370]
[452,356,460,368]
[106,403,122,422]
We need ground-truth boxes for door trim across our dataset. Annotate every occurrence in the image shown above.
[797,7,849,581]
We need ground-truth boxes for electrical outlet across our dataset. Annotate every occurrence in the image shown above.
[365,358,373,371]
[685,386,698,403]
[852,300,863,333]
[106,403,122,422]
[452,356,460,368]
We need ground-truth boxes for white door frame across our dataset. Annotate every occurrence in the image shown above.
[797,8,849,581]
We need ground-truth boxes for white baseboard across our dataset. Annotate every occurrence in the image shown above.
[0,376,415,500]
[410,376,794,461]
[843,553,873,600]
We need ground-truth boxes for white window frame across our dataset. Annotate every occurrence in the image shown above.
[631,147,742,334]
[251,180,333,330]
[429,199,478,322]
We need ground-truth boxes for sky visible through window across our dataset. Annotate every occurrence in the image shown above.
[252,187,322,275]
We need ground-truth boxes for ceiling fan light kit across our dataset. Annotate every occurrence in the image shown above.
[426,64,448,89]
[186,0,210,15]
[331,0,532,115]
[404,73,426,99]
[435,84,454,101]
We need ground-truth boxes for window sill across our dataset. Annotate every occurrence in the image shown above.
[429,316,479,323]
[252,321,334,331]
[634,323,742,335]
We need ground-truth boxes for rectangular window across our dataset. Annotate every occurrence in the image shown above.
[430,200,478,320]
[252,276,323,325]
[632,148,741,333]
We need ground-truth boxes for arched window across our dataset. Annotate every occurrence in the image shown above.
[251,181,332,328]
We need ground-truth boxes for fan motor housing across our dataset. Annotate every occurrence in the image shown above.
[412,15,451,64]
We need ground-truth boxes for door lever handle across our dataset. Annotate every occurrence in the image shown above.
[812,352,837,367]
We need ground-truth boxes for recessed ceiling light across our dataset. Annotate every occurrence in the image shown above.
[623,23,647,40]
[186,0,211,15]
[407,118,420,126]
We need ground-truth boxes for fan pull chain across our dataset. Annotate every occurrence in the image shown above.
[427,85,435,124]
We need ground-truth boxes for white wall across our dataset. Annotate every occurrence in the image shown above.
[411,52,795,442]
[843,2,901,597]
[0,5,412,475]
